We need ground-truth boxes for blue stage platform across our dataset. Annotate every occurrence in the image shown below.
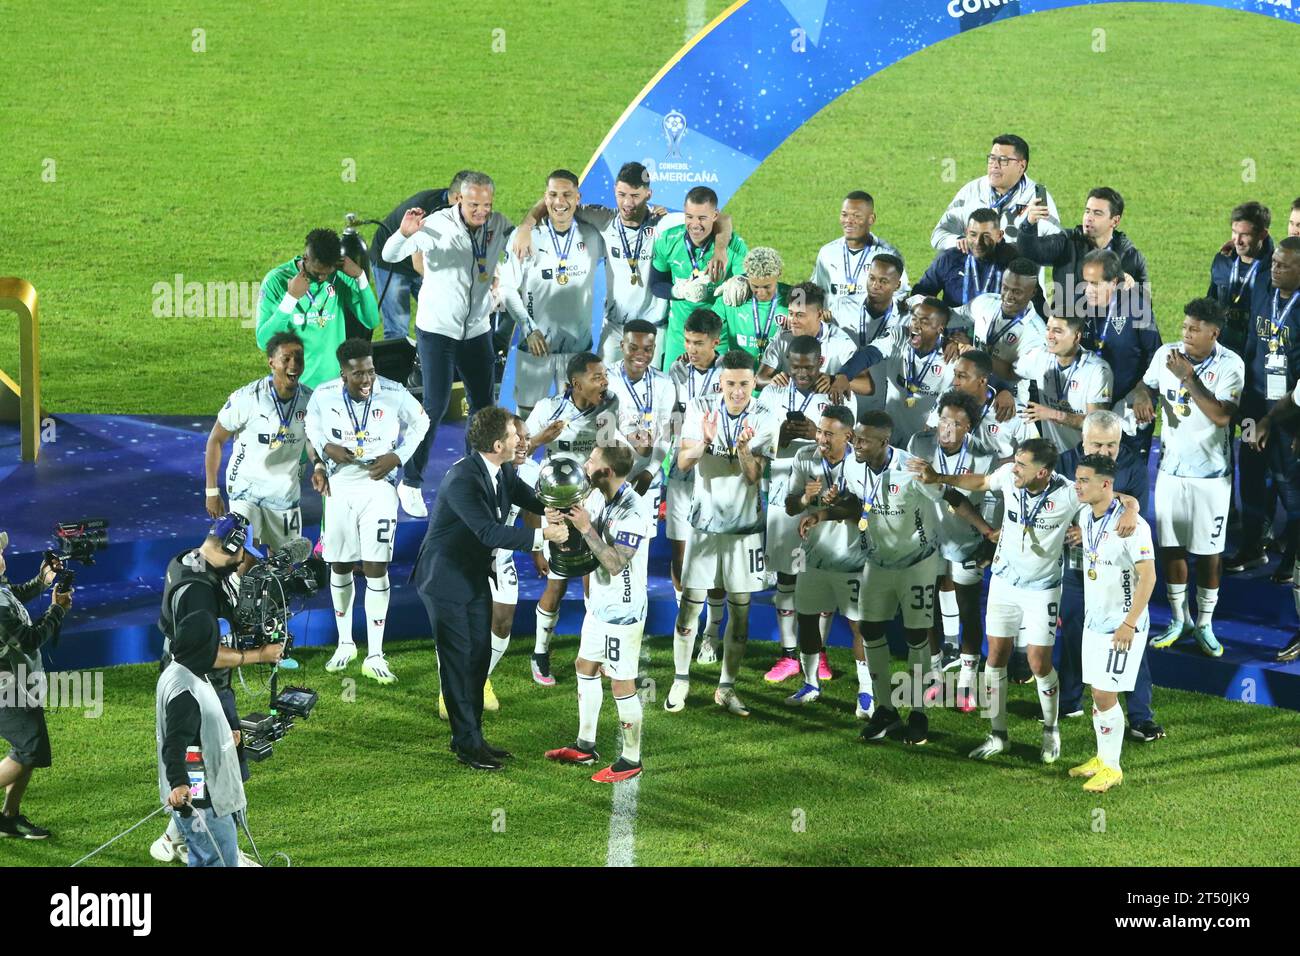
[2,413,1298,710]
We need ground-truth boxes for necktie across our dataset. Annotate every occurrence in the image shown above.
[495,471,507,520]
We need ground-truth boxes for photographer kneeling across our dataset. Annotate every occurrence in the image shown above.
[151,515,282,866]
[0,531,71,840]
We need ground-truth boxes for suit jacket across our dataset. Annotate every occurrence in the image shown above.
[413,454,545,602]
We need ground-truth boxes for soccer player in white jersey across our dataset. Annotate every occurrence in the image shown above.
[1014,314,1114,466]
[755,336,839,685]
[670,349,779,717]
[1144,299,1243,658]
[848,412,945,746]
[931,134,1060,250]
[1067,455,1156,792]
[812,191,910,326]
[524,354,619,685]
[205,332,324,572]
[757,282,864,398]
[829,254,908,413]
[307,338,430,685]
[605,320,675,497]
[667,310,726,659]
[943,350,1037,461]
[784,406,873,711]
[498,170,606,417]
[953,257,1047,403]
[910,438,1139,762]
[908,391,999,712]
[853,298,958,445]
[544,444,652,782]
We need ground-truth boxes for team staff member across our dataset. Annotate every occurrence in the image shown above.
[381,171,513,518]
[912,208,1020,308]
[1207,201,1274,359]
[0,536,68,840]
[931,134,1059,249]
[255,228,380,389]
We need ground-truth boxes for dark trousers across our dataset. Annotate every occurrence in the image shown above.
[421,592,492,753]
[216,685,250,782]
[404,330,497,488]
[1057,574,1154,724]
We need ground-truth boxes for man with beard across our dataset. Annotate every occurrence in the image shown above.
[1207,201,1274,359]
[913,208,1022,308]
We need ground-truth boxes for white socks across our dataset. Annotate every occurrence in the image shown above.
[1035,668,1060,729]
[705,594,726,641]
[818,611,833,643]
[1093,702,1125,770]
[577,674,602,748]
[330,570,354,646]
[939,587,960,644]
[957,653,979,691]
[985,665,1008,733]
[488,634,510,676]
[800,652,820,689]
[719,596,750,687]
[906,642,928,708]
[864,638,893,707]
[1196,587,1219,627]
[364,574,390,658]
[774,582,797,652]
[534,606,558,655]
[673,589,706,678]
[855,658,871,698]
[1166,582,1188,625]
[615,692,643,764]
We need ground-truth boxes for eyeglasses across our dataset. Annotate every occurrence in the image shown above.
[986,154,1024,167]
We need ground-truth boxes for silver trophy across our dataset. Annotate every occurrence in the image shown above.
[536,456,597,578]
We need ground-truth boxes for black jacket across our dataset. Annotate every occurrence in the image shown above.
[1017,222,1150,319]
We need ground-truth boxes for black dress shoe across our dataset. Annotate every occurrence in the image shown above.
[483,742,514,760]
[453,747,503,771]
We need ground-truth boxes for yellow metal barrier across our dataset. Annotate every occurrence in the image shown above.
[0,278,42,462]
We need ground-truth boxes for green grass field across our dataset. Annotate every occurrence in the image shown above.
[2,2,1296,413]
[6,637,1298,868]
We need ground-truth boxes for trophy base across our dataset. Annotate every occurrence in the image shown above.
[549,551,598,579]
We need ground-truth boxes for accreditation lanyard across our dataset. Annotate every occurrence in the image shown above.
[1230,257,1261,306]
[983,305,1027,352]
[1269,290,1300,351]
[463,210,489,282]
[616,218,646,286]
[344,390,373,454]
[1090,298,1119,351]
[751,296,778,350]
[841,240,872,294]
[621,364,654,425]
[686,236,714,278]
[546,220,576,284]
[688,363,718,401]
[1018,481,1052,550]
[720,405,750,456]
[937,436,970,476]
[1085,499,1119,579]
[859,301,896,348]
[988,179,1026,214]
[962,254,1001,302]
[788,385,817,416]
[858,448,894,530]
[1051,355,1081,407]
[904,341,940,403]
[266,377,299,446]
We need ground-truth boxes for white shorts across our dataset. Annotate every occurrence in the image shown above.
[320,483,398,564]
[766,475,803,575]
[682,529,766,593]
[795,568,862,620]
[1154,471,1230,555]
[228,498,301,550]
[1082,624,1149,694]
[489,549,519,605]
[666,475,694,541]
[857,552,942,628]
[986,576,1061,646]
[578,617,644,682]
[514,351,573,410]
[950,556,985,587]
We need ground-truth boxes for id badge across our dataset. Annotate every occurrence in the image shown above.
[1266,352,1288,401]
[1066,544,1084,571]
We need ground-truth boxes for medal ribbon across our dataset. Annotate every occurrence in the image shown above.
[344,389,373,448]
[858,300,895,347]
[982,305,1028,352]
[267,377,299,436]
[621,364,653,419]
[721,405,749,453]
[861,448,894,518]
[1269,289,1299,349]
[1230,257,1261,306]
[1019,481,1052,536]
[1085,499,1119,569]
[464,210,489,281]
[841,240,871,293]
[546,220,576,278]
[937,435,970,476]
[905,342,940,397]
[688,363,718,401]
[616,218,646,280]
[751,296,778,346]
[686,236,713,277]
[962,254,1001,302]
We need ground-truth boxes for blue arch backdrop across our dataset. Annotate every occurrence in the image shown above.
[498,0,1298,405]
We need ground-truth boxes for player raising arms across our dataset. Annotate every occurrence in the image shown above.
[670,349,779,717]
[1067,455,1156,792]
[544,444,653,782]
[307,338,430,685]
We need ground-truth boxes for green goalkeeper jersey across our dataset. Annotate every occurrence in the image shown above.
[255,258,380,388]
[651,226,747,368]
[714,282,791,363]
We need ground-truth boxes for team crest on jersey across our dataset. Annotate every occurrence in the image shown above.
[1070,380,1081,391]
[1204,371,1217,384]
[930,364,943,376]
[327,286,336,298]
[988,424,1000,434]
[295,410,306,421]
[1007,333,1019,344]
[576,241,586,251]
[372,409,385,420]
[888,483,900,494]
[1110,315,1126,335]
[1043,500,1056,511]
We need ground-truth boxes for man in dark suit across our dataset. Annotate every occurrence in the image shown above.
[413,406,569,770]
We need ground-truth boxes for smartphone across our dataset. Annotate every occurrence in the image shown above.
[786,410,806,422]
[1034,183,1047,205]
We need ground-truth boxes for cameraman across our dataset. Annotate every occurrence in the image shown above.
[0,531,70,840]
[149,515,281,866]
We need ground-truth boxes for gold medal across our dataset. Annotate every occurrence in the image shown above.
[642,411,655,426]
[905,397,918,407]
[557,273,569,286]
[478,272,489,282]
[858,517,869,532]
[1176,402,1191,417]
[691,269,702,279]
[268,438,283,451]
[1087,568,1097,580]
[477,258,488,281]
[630,271,641,286]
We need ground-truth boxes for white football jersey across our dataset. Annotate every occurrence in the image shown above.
[498,221,605,354]
[760,323,859,378]
[870,328,956,442]
[681,396,778,535]
[987,463,1078,590]
[525,392,621,462]
[1143,343,1244,479]
[305,376,429,492]
[755,383,838,461]
[582,484,653,626]
[606,361,676,478]
[505,457,543,527]
[930,175,1060,251]
[958,293,1048,403]
[667,358,723,481]
[856,447,943,570]
[811,235,910,329]
[788,447,870,573]
[1014,348,1113,452]
[925,388,1038,461]
[218,377,313,511]
[1077,502,1155,633]
[581,206,680,329]
[907,432,997,562]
